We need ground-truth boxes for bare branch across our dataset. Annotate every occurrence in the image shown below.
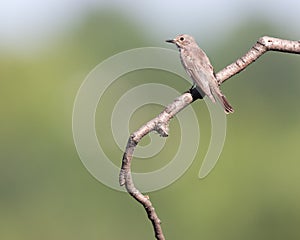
[119,90,200,240]
[119,36,300,239]
[216,36,300,84]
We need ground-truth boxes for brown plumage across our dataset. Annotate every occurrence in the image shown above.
[166,34,234,114]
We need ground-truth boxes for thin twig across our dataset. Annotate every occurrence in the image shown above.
[119,36,300,240]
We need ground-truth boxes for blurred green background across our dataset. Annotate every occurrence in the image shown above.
[1,1,300,239]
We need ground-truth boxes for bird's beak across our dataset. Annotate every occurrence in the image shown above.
[166,39,175,44]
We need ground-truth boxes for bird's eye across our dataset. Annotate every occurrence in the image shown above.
[180,37,184,41]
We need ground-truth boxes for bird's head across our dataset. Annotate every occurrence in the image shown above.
[166,34,196,48]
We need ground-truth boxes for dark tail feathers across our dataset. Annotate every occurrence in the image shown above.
[221,95,234,114]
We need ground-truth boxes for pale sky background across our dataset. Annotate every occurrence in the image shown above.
[0,0,299,53]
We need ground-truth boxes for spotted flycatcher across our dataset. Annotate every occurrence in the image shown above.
[166,34,234,114]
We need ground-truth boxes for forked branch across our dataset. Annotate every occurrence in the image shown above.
[119,36,300,240]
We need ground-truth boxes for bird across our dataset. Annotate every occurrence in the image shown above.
[166,34,234,114]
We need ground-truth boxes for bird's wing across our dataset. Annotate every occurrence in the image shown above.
[183,55,215,101]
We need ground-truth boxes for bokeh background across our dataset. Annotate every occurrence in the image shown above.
[1,0,300,239]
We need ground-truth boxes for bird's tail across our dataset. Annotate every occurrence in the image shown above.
[219,95,234,114]
[210,84,234,114]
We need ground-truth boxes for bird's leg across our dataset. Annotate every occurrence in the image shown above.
[186,84,195,94]
[186,85,204,101]
[189,83,197,92]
